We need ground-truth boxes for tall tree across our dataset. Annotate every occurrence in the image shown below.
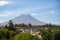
[5,25,8,29]
[8,20,16,31]
[28,23,32,27]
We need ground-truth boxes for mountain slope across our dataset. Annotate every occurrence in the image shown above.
[12,14,45,25]
[0,14,45,26]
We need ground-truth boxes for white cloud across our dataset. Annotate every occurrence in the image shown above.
[0,11,13,17]
[50,11,55,14]
[0,1,10,6]
[31,13,38,16]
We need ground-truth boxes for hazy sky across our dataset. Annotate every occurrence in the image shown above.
[0,0,60,25]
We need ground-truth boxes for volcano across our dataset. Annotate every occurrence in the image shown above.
[0,14,45,26]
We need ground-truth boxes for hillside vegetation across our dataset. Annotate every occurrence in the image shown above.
[0,20,60,40]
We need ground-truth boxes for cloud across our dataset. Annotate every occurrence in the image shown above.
[0,11,13,17]
[50,11,55,14]
[0,1,10,6]
[31,13,38,16]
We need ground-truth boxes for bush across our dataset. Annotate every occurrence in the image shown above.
[0,28,16,40]
[13,33,39,40]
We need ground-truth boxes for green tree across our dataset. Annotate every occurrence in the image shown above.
[54,31,60,40]
[40,29,52,40]
[51,29,60,40]
[5,25,8,29]
[28,23,32,27]
[21,23,28,27]
[8,20,16,31]
[13,33,39,40]
[0,28,16,40]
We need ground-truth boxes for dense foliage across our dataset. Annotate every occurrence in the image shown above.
[0,28,16,40]
[0,20,60,40]
[13,33,39,40]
